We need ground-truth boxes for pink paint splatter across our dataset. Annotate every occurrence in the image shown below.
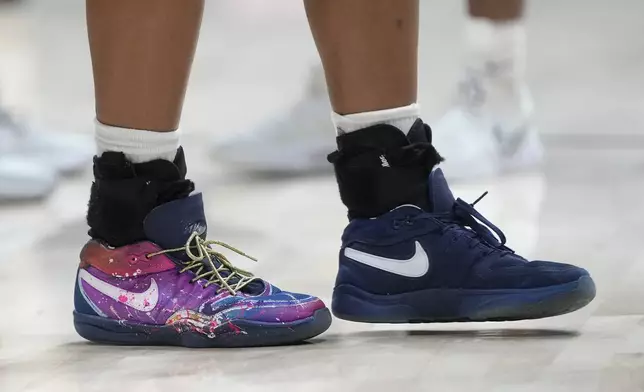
[118,295,128,303]
[228,321,242,335]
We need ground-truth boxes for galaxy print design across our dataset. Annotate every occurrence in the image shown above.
[77,240,325,337]
[80,240,175,277]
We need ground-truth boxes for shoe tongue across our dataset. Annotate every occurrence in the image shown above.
[142,192,266,295]
[428,168,455,212]
[143,193,207,249]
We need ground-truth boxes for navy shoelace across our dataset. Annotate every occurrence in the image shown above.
[399,192,515,258]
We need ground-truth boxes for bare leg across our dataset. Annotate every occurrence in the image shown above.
[87,0,204,131]
[304,0,418,115]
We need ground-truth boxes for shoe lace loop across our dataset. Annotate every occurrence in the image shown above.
[146,232,259,295]
[434,191,514,256]
[453,192,507,247]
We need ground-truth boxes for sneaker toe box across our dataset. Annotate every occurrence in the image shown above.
[209,291,327,324]
[471,258,590,290]
[246,291,327,323]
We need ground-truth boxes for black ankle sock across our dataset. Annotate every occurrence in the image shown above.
[86,147,195,247]
[328,119,443,219]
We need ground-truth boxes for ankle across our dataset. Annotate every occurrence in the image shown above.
[86,148,194,247]
[329,119,442,219]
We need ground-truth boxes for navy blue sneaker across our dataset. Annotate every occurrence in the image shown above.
[331,168,595,323]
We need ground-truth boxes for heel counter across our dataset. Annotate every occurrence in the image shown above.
[74,269,99,316]
[335,248,355,288]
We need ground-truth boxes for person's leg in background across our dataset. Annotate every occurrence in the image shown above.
[433,0,543,180]
[304,0,595,324]
[74,0,331,348]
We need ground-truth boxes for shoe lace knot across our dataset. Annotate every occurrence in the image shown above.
[147,232,259,295]
[435,191,514,257]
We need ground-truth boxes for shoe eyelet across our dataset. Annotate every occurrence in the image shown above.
[128,256,138,265]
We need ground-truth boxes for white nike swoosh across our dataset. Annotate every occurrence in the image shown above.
[78,269,159,312]
[344,241,430,278]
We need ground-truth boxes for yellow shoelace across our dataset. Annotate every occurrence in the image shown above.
[146,232,259,295]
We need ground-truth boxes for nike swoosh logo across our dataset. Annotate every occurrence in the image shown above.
[344,241,430,278]
[78,269,159,312]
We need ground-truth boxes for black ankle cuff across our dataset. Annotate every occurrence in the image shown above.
[86,147,195,247]
[329,121,443,219]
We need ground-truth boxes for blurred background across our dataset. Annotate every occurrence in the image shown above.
[1,0,643,391]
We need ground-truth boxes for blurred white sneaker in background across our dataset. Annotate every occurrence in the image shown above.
[432,108,499,181]
[433,18,543,182]
[0,154,57,201]
[211,65,335,175]
[0,107,94,176]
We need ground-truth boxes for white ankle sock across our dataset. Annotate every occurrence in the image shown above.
[332,103,420,135]
[95,120,180,163]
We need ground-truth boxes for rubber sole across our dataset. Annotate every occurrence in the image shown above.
[332,275,596,323]
[74,308,332,348]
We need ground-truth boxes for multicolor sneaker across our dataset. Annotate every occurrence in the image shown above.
[329,121,595,323]
[74,193,331,347]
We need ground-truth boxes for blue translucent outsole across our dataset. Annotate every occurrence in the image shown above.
[332,276,596,323]
[74,308,332,348]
